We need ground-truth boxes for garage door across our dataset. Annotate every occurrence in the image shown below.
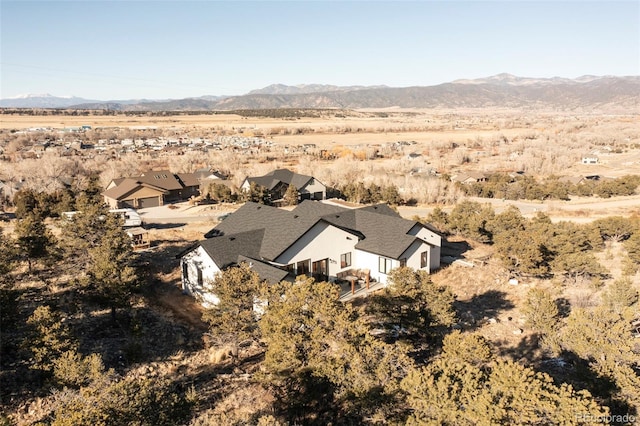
[121,199,135,208]
[138,196,160,208]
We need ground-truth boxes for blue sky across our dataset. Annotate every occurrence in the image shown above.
[1,1,638,100]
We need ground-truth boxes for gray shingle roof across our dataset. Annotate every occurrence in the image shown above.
[237,255,289,284]
[212,202,328,261]
[246,168,313,191]
[318,208,419,259]
[206,200,429,262]
[358,204,401,218]
[199,229,266,268]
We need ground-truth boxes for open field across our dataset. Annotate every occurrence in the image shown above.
[2,108,639,212]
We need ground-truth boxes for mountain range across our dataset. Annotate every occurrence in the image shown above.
[1,74,638,111]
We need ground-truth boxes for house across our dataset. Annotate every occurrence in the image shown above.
[581,156,599,165]
[193,168,234,194]
[193,168,228,181]
[450,171,487,184]
[240,168,326,203]
[102,170,201,209]
[179,200,441,305]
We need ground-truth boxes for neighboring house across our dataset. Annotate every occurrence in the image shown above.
[193,168,234,194]
[582,156,599,165]
[450,171,487,184]
[240,168,326,203]
[102,170,201,209]
[193,168,228,181]
[179,200,441,304]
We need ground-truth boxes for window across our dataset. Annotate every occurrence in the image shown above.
[297,259,311,276]
[379,257,393,274]
[285,263,296,274]
[340,252,352,268]
[196,266,203,286]
[182,262,189,280]
[400,258,407,267]
[420,251,428,269]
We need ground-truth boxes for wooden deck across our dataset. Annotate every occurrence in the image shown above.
[338,280,385,302]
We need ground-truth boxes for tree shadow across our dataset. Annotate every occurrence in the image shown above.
[75,303,205,371]
[441,238,472,259]
[495,333,544,364]
[454,290,515,330]
[134,238,193,277]
[555,297,571,318]
[142,222,187,230]
[536,350,637,423]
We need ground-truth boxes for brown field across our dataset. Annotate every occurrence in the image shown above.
[0,108,594,148]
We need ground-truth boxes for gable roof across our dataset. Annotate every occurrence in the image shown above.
[103,170,201,200]
[138,170,183,191]
[176,172,201,188]
[199,229,265,268]
[315,208,419,259]
[102,178,167,200]
[211,202,332,261]
[182,229,288,285]
[205,200,432,263]
[246,168,315,191]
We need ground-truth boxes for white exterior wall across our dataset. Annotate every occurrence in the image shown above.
[275,221,358,279]
[300,178,326,199]
[181,246,221,306]
[355,249,399,285]
[400,240,432,271]
[408,224,441,271]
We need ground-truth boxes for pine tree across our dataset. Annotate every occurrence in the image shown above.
[602,277,639,315]
[400,340,609,425]
[260,278,412,402]
[59,193,111,271]
[26,306,77,372]
[201,263,263,364]
[282,184,298,206]
[522,288,559,334]
[14,211,57,272]
[86,213,138,322]
[370,267,456,337]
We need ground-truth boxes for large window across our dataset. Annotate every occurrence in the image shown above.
[297,259,311,276]
[420,251,428,268]
[340,252,352,268]
[379,257,393,274]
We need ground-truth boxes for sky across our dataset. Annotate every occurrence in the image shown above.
[1,1,639,100]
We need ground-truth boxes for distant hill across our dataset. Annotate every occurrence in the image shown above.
[0,94,99,108]
[247,84,388,95]
[2,75,638,111]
